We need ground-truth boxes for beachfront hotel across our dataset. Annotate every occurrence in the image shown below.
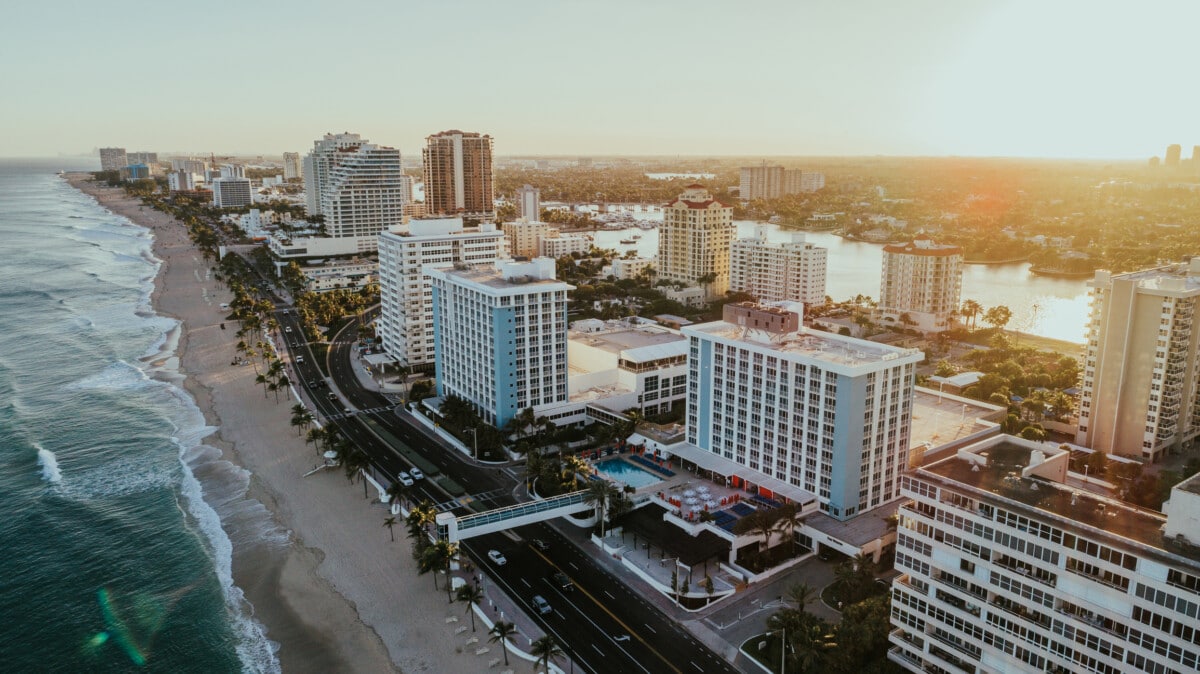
[422,130,495,220]
[302,131,365,217]
[889,434,1200,674]
[730,225,828,305]
[1076,259,1200,461]
[682,302,923,520]
[318,144,407,249]
[878,235,963,333]
[428,258,572,429]
[657,184,734,302]
[211,177,252,208]
[377,217,506,370]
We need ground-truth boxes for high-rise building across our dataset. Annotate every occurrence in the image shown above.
[683,302,922,519]
[220,163,245,179]
[730,226,828,304]
[429,258,572,428]
[515,184,541,221]
[1166,144,1182,166]
[879,235,963,332]
[171,157,208,174]
[1076,260,1200,461]
[318,144,407,246]
[377,218,505,369]
[283,152,302,180]
[167,170,198,192]
[99,147,127,171]
[739,165,785,201]
[127,151,158,165]
[303,132,365,217]
[784,169,825,193]
[500,220,552,258]
[658,184,734,300]
[211,177,253,207]
[422,130,494,220]
[889,434,1200,674]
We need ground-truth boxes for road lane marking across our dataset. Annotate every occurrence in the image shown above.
[604,591,615,600]
[644,624,656,634]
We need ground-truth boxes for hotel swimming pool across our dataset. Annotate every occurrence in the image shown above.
[594,459,663,489]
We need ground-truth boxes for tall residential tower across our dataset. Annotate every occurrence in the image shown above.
[730,226,828,304]
[879,235,963,332]
[422,130,494,220]
[303,132,364,216]
[658,185,733,301]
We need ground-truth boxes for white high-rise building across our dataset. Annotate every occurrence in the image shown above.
[500,220,551,259]
[377,218,505,369]
[684,302,922,519]
[658,185,733,301]
[1077,260,1200,461]
[889,434,1200,674]
[515,184,541,220]
[127,151,158,166]
[739,165,785,201]
[429,258,573,428]
[303,132,364,217]
[730,226,828,304]
[879,235,963,332]
[211,177,253,207]
[167,170,198,192]
[99,147,127,171]
[220,163,245,179]
[318,144,406,248]
[283,152,302,180]
[171,157,208,174]
[783,169,824,193]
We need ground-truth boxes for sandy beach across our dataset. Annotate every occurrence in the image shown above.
[65,175,534,674]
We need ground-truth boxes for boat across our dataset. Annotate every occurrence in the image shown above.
[619,238,637,245]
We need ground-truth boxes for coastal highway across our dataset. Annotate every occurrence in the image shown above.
[270,307,737,674]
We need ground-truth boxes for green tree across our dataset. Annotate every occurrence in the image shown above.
[983,305,1013,330]
[383,516,397,542]
[531,635,565,672]
[455,583,484,632]
[488,620,517,667]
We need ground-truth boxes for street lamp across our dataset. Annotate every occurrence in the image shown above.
[466,427,478,460]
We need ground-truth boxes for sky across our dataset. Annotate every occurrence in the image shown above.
[3,0,1198,159]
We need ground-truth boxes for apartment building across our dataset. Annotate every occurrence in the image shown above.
[99,147,127,171]
[211,177,252,208]
[283,152,302,180]
[302,131,364,216]
[890,434,1200,674]
[739,165,825,200]
[538,231,590,258]
[500,220,551,258]
[730,226,828,304]
[422,130,494,220]
[515,184,540,220]
[658,185,734,301]
[318,144,407,246]
[377,218,505,369]
[879,235,963,332]
[1077,260,1200,461]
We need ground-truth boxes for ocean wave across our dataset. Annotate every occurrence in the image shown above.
[36,444,62,483]
[64,360,156,393]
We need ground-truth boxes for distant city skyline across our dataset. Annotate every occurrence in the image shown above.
[4,1,1200,159]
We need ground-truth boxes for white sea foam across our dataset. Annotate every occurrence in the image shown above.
[63,360,154,392]
[36,445,62,483]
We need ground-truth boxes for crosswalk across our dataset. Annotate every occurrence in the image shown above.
[325,405,394,421]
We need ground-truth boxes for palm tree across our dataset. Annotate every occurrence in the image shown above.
[488,620,517,667]
[584,478,619,537]
[530,634,564,672]
[386,482,411,511]
[255,373,269,396]
[383,516,397,542]
[435,540,460,603]
[455,583,484,632]
[787,582,816,615]
[561,454,590,491]
[772,503,802,557]
[960,298,983,331]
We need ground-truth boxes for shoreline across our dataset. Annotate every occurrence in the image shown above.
[63,175,498,673]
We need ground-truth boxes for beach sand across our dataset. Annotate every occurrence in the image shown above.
[66,175,530,674]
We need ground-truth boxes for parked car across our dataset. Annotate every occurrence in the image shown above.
[487,550,507,566]
[532,595,551,615]
[396,472,414,487]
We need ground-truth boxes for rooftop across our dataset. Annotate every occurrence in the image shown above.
[569,323,687,358]
[685,321,923,369]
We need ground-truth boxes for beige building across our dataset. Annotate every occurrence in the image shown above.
[500,219,551,258]
[282,152,302,180]
[730,226,827,304]
[422,130,494,220]
[538,231,590,258]
[657,185,733,301]
[878,235,963,332]
[1077,260,1200,461]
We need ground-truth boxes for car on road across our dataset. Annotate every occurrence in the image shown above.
[487,550,507,566]
[552,571,573,591]
[530,538,549,552]
[295,355,304,363]
[285,326,292,333]
[328,391,338,400]
[396,472,414,487]
[409,467,424,480]
[532,595,552,615]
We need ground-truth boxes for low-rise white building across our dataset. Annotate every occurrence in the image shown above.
[267,231,378,258]
[538,231,591,258]
[603,256,656,280]
[566,317,689,418]
[500,219,551,258]
[299,259,376,292]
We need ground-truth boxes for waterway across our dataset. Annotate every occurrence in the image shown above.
[588,216,1090,345]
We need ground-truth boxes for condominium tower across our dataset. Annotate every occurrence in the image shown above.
[739,165,825,201]
[283,152,302,180]
[429,258,572,428]
[1076,260,1200,461]
[730,226,828,304]
[890,435,1200,674]
[318,144,407,247]
[515,184,540,221]
[99,147,127,171]
[683,302,922,519]
[879,235,963,332]
[377,218,505,369]
[422,130,494,220]
[658,185,733,301]
[211,177,253,208]
[303,132,364,216]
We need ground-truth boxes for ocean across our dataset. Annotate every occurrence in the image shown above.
[0,159,280,672]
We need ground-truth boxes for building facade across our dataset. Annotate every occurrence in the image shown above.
[739,165,825,200]
[1166,144,1182,166]
[429,258,572,428]
[890,435,1200,674]
[99,147,127,171]
[1076,260,1200,461]
[220,163,245,179]
[658,184,734,301]
[318,144,406,247]
[422,130,494,220]
[127,151,157,166]
[377,218,505,369]
[283,152,302,180]
[211,177,253,208]
[879,235,963,332]
[606,256,656,280]
[784,169,825,193]
[516,184,540,221]
[500,220,551,259]
[684,302,922,519]
[303,131,365,217]
[167,169,197,192]
[730,226,828,304]
[538,231,590,258]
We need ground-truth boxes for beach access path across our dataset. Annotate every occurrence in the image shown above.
[66,176,539,674]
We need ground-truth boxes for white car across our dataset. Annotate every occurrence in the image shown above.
[397,472,414,487]
[285,326,292,333]
[487,550,507,566]
[409,468,424,480]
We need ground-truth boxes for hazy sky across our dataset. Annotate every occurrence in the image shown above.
[4,1,1197,159]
